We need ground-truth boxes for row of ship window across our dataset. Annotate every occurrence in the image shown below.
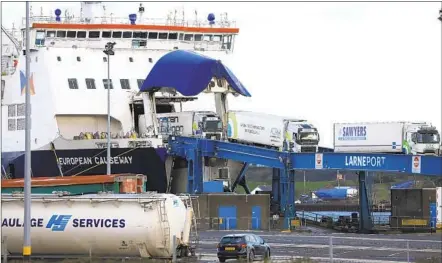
[68,78,145,90]
[42,30,230,42]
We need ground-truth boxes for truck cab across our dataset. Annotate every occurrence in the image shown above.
[285,121,320,153]
[154,111,223,140]
[404,123,440,155]
[194,112,223,140]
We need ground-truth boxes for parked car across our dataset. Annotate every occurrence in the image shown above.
[216,233,271,262]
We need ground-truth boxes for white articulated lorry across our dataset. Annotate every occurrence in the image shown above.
[333,122,441,155]
[139,111,223,140]
[1,193,196,259]
[227,111,320,152]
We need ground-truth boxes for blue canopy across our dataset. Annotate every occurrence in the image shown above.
[139,50,251,97]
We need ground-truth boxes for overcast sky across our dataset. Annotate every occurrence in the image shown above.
[2,1,441,147]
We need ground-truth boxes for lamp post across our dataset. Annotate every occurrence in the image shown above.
[23,2,32,261]
[103,42,116,175]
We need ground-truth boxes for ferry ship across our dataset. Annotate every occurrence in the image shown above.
[1,2,240,192]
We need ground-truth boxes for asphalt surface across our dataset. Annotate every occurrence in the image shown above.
[194,229,442,263]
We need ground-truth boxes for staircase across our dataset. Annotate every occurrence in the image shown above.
[182,195,199,255]
[1,26,21,55]
[158,199,171,252]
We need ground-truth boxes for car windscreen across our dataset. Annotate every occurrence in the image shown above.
[220,236,244,244]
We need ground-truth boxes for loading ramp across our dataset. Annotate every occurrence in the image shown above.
[167,135,442,232]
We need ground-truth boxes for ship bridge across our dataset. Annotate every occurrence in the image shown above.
[140,49,442,233]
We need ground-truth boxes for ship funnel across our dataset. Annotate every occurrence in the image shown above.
[80,1,104,23]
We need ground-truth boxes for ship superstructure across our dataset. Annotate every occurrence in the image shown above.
[1,2,239,192]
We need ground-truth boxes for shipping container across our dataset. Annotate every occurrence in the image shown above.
[390,188,436,229]
[227,111,319,152]
[139,111,222,139]
[333,122,440,155]
[313,187,357,200]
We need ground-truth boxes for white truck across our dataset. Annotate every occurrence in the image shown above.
[139,111,223,140]
[333,122,441,155]
[227,111,320,152]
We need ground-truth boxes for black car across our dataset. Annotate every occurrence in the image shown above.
[216,233,271,262]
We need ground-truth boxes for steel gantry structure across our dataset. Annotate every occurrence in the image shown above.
[139,49,442,232]
[167,135,442,232]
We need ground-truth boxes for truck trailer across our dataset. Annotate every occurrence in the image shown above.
[333,122,440,155]
[1,193,195,259]
[139,111,223,140]
[227,111,320,152]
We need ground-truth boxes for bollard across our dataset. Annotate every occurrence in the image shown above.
[329,236,333,262]
[172,235,177,263]
[406,240,410,263]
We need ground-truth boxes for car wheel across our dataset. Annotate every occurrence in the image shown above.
[248,249,255,262]
[218,257,226,262]
[264,248,271,260]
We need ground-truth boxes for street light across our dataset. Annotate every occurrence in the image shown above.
[103,42,116,175]
[23,2,32,261]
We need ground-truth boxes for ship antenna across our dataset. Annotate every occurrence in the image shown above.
[194,10,198,27]
[174,9,177,25]
[30,5,33,17]
[182,7,185,26]
[102,5,107,23]
[40,7,43,16]
[138,3,145,23]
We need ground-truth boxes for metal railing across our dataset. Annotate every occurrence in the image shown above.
[194,215,442,233]
[3,233,442,263]
[197,234,442,263]
[23,15,237,28]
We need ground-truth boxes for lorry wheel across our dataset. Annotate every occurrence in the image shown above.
[218,257,226,262]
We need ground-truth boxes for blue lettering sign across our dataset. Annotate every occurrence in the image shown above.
[338,126,367,141]
[46,215,72,231]
[345,156,386,168]
[72,218,125,228]
[2,214,126,231]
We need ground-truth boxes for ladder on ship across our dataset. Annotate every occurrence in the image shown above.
[182,194,200,255]
[158,199,171,253]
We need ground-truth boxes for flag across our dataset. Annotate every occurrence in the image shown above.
[20,70,36,95]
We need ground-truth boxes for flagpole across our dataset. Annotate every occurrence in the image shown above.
[23,1,32,261]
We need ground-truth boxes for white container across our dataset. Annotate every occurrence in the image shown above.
[227,111,319,152]
[139,111,221,138]
[333,122,404,153]
[1,193,190,258]
[227,111,285,148]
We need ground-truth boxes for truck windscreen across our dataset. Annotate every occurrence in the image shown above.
[416,132,440,144]
[297,132,319,144]
[204,121,222,132]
